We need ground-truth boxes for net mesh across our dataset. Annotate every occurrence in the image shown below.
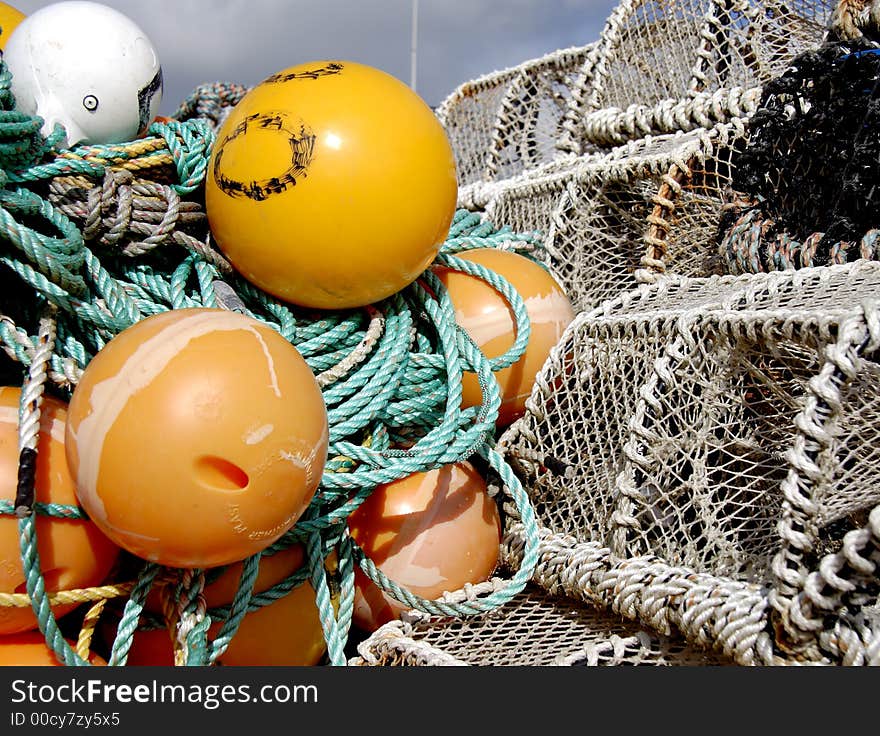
[3,0,876,667]
[507,264,880,574]
[355,0,880,666]
[352,586,732,666]
[444,0,835,314]
[719,29,880,272]
[438,45,598,187]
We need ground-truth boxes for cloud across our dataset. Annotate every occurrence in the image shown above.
[11,0,617,114]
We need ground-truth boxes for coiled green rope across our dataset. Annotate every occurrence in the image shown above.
[0,71,544,666]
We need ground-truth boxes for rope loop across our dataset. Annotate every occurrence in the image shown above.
[0,63,547,665]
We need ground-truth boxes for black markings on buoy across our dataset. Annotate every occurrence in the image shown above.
[213,111,316,201]
[137,67,164,134]
[262,62,344,84]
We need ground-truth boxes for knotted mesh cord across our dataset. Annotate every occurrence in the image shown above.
[344,0,880,668]
[445,0,834,320]
[0,64,543,665]
[717,25,880,273]
[493,263,880,665]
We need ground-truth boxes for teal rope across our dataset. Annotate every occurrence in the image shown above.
[179,572,211,667]
[306,515,346,666]
[0,499,86,519]
[0,62,61,173]
[207,553,259,664]
[0,75,547,666]
[333,531,357,649]
[0,186,87,296]
[145,119,215,195]
[434,252,532,373]
[108,563,160,666]
[720,201,880,274]
[18,515,88,665]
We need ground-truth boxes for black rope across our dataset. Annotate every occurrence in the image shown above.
[14,446,37,517]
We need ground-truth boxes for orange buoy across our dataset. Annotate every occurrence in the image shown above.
[347,461,501,632]
[0,386,120,635]
[434,248,575,427]
[205,60,457,309]
[65,308,329,569]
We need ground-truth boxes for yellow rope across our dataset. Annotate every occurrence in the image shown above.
[57,151,175,174]
[75,597,108,661]
[0,581,136,608]
[58,136,166,161]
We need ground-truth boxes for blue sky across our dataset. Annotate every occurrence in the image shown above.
[10,0,620,115]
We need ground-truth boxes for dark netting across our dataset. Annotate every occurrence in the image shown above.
[722,37,880,264]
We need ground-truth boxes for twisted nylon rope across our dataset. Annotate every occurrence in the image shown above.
[13,305,91,666]
[720,200,880,274]
[0,72,543,665]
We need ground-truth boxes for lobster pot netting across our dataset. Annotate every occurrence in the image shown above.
[475,128,745,314]
[350,585,733,666]
[357,260,880,666]
[436,45,596,187]
[718,10,880,274]
[499,262,880,665]
[441,0,833,314]
[353,0,873,666]
[505,263,880,574]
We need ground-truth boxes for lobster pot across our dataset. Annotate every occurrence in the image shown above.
[356,260,880,666]
[350,586,733,666]
[441,0,832,314]
[436,44,597,187]
[471,126,748,314]
[716,18,880,274]
[352,0,865,668]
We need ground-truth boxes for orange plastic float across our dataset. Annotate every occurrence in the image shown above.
[121,544,330,666]
[0,386,120,634]
[347,461,501,632]
[205,60,458,309]
[64,308,329,569]
[0,631,106,665]
[434,248,575,427]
